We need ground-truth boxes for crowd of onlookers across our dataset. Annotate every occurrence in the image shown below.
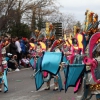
[0,35,39,71]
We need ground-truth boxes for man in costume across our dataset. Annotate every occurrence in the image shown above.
[34,22,66,91]
[44,39,62,91]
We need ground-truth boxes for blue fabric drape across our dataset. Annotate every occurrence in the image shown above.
[34,57,44,90]
[65,64,85,92]
[3,69,8,92]
[41,52,62,75]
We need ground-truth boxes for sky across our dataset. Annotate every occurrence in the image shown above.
[58,0,100,23]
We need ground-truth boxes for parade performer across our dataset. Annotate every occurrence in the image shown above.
[43,39,62,91]
[84,32,100,100]
[0,44,3,92]
[72,38,87,100]
[93,14,99,33]
[35,23,59,91]
[29,28,46,70]
[61,37,90,100]
[34,38,69,91]
[0,46,8,93]
[49,39,64,91]
[43,39,52,90]
[66,37,80,64]
[62,28,88,100]
[63,32,100,100]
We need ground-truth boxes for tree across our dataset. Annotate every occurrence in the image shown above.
[28,0,60,32]
[48,12,77,34]
[0,0,17,32]
[8,23,31,38]
[0,0,35,33]
[76,21,81,29]
[0,0,60,34]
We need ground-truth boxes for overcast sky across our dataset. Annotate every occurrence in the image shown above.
[58,0,100,23]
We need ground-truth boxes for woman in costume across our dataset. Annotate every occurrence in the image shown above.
[84,32,100,100]
[0,44,3,92]
[67,38,81,64]
[70,32,100,100]
[63,35,86,100]
[0,47,8,93]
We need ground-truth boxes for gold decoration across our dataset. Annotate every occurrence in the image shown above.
[73,25,77,36]
[89,84,100,91]
[0,72,3,76]
[46,22,50,35]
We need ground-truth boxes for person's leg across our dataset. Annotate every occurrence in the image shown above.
[14,61,20,71]
[0,78,3,92]
[45,81,50,90]
[53,76,58,91]
[17,52,22,65]
[0,84,2,92]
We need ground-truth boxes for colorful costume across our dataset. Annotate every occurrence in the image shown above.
[0,46,8,93]
[64,32,100,100]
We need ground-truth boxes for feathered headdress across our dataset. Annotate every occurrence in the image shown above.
[38,42,46,51]
[50,39,65,52]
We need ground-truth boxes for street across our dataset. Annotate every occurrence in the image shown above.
[0,68,96,100]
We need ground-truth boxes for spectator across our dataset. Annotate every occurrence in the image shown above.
[8,55,20,71]
[15,37,22,65]
[21,55,30,68]
[9,36,17,55]
[24,38,30,55]
[20,38,26,56]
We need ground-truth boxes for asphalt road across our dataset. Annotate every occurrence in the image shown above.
[0,68,96,100]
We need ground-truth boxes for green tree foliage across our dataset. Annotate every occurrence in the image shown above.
[37,16,45,30]
[8,23,31,38]
[76,21,81,28]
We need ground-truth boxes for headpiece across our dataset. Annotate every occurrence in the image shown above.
[1,48,6,54]
[50,39,64,51]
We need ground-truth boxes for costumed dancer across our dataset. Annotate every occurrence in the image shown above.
[29,39,36,70]
[0,46,8,93]
[73,31,89,100]
[44,39,52,90]
[62,33,72,55]
[44,39,67,91]
[43,39,60,91]
[64,30,87,100]
[93,14,99,33]
[34,23,67,91]
[67,32,100,100]
[51,39,63,91]
[83,32,100,100]
[41,23,58,91]
[34,38,69,91]
[72,38,86,100]
[0,43,3,92]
